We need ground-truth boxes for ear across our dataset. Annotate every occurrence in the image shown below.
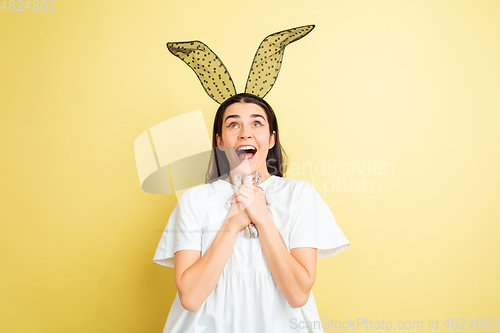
[216,133,224,151]
[269,131,276,149]
[244,25,315,98]
[167,41,237,104]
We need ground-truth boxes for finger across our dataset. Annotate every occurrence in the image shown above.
[236,190,253,201]
[233,194,242,212]
[231,198,243,215]
[238,180,254,190]
[243,181,255,189]
[237,182,253,191]
[236,195,251,210]
[236,194,247,205]
[239,183,254,194]
[243,182,261,193]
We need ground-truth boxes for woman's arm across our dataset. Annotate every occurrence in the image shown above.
[258,219,317,308]
[174,198,250,312]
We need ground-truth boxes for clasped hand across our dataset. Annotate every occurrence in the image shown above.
[229,182,270,228]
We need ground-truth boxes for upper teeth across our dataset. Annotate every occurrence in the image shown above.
[237,146,255,151]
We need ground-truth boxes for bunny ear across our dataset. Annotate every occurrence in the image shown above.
[167,41,237,104]
[244,25,315,98]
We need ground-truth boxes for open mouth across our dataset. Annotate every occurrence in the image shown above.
[235,145,257,161]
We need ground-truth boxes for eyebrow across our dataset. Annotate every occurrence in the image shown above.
[224,114,266,123]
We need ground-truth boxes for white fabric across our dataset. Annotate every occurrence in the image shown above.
[153,175,350,333]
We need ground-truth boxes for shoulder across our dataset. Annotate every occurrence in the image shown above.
[270,176,315,194]
[267,177,320,206]
[177,182,218,207]
[181,183,214,197]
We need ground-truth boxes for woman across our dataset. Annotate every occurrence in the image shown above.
[153,93,350,332]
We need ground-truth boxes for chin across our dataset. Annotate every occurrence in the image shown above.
[233,166,254,175]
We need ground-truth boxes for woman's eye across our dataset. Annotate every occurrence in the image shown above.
[227,122,263,128]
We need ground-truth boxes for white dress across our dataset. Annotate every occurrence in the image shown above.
[153,175,350,333]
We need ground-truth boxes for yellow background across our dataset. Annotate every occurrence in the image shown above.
[1,0,499,332]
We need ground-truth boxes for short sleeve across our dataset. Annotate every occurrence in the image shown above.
[153,190,203,268]
[289,182,350,258]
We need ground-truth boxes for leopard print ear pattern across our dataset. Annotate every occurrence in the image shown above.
[224,171,271,239]
[167,41,237,104]
[244,25,315,99]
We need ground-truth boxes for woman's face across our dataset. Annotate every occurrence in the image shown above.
[216,102,276,177]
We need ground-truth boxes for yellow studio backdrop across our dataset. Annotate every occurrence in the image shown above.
[1,0,499,332]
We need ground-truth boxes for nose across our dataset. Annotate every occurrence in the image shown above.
[239,125,253,139]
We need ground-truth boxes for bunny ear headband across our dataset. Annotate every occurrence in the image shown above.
[166,24,315,103]
[133,25,314,199]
